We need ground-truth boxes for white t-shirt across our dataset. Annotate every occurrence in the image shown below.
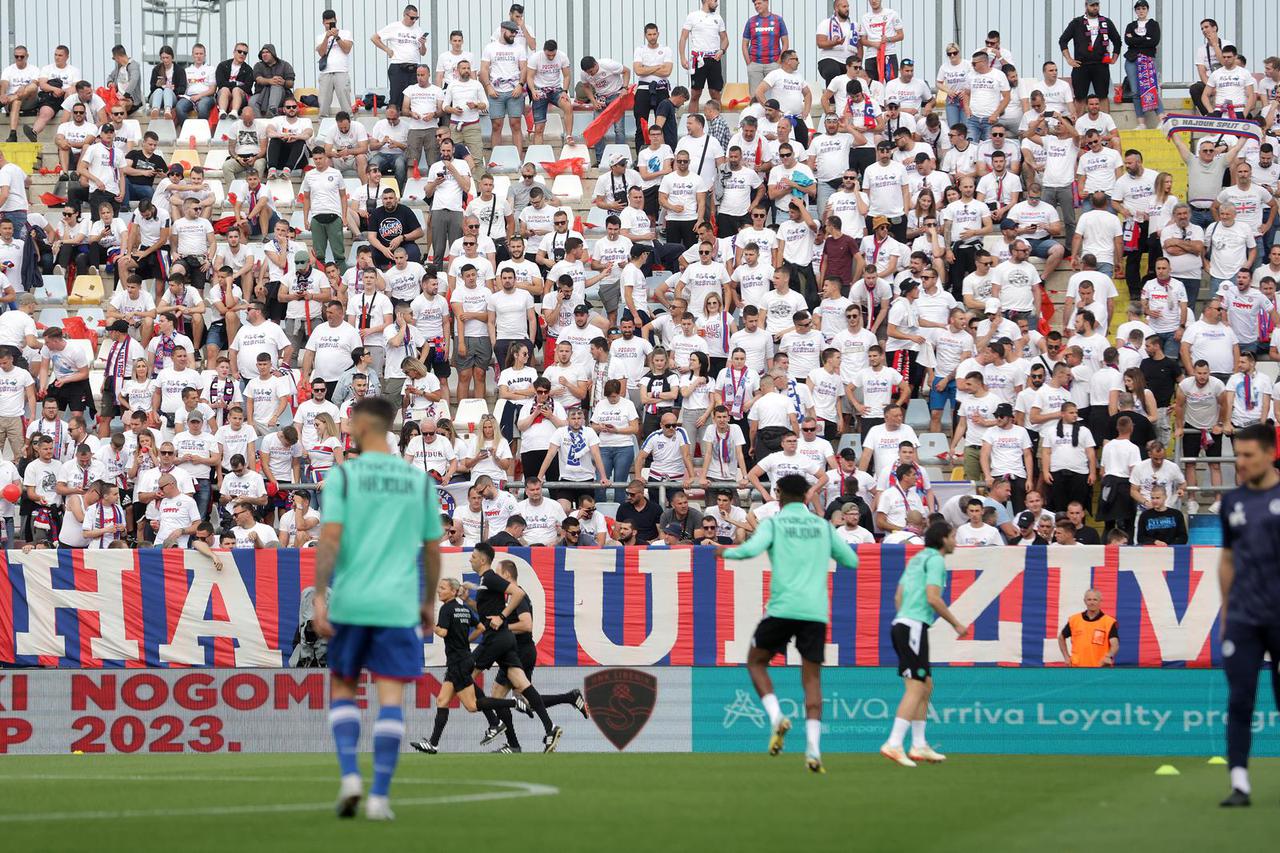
[982,424,1032,478]
[1181,320,1238,374]
[377,21,427,65]
[171,216,213,257]
[1075,209,1123,265]
[965,68,1010,116]
[551,426,600,482]
[304,321,362,382]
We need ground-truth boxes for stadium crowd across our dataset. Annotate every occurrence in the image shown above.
[0,0,1277,552]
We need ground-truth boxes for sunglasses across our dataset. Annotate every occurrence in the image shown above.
[13,54,26,59]
[842,176,857,181]
[946,51,958,56]
[675,159,690,164]
[160,450,175,455]
[463,241,476,247]
[407,14,419,20]
[699,250,712,256]
[661,422,677,429]
[235,49,247,55]
[751,212,766,217]
[802,426,817,432]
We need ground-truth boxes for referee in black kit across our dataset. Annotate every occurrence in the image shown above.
[1217,424,1280,807]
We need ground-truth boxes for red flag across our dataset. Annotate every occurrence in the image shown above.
[541,158,586,177]
[724,97,751,109]
[211,215,238,234]
[1037,288,1055,336]
[94,86,119,110]
[581,86,636,149]
[39,192,66,206]
[524,106,535,134]
[207,106,220,131]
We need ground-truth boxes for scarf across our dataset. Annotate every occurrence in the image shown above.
[1056,418,1082,447]
[209,375,235,426]
[724,366,748,418]
[153,334,175,377]
[93,503,122,548]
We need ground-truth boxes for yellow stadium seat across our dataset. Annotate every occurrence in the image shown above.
[720,83,751,109]
[0,142,40,173]
[68,274,104,305]
[170,148,200,172]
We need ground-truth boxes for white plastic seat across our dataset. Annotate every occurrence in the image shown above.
[315,117,338,143]
[451,398,490,432]
[487,145,521,173]
[558,143,590,165]
[490,174,511,203]
[917,432,951,463]
[401,177,429,203]
[212,117,237,144]
[266,178,295,208]
[550,174,583,203]
[838,433,862,457]
[178,119,211,146]
[203,149,229,172]
[149,119,177,144]
[522,144,556,170]
[205,178,225,207]
[288,210,310,239]
[905,398,931,430]
[584,206,609,232]
[599,143,632,167]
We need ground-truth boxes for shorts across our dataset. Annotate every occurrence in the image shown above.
[1027,237,1060,258]
[891,620,931,680]
[1182,428,1223,460]
[1071,63,1110,100]
[425,342,452,379]
[752,616,826,664]
[328,621,425,682]
[99,374,124,420]
[531,89,565,123]
[928,377,956,413]
[599,279,621,315]
[471,628,525,673]
[488,91,526,120]
[204,320,228,351]
[49,379,95,415]
[456,335,493,370]
[690,57,725,92]
[495,643,537,687]
[135,249,170,281]
[444,653,477,690]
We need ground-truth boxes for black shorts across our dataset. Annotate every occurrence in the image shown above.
[471,628,524,673]
[98,375,123,420]
[496,643,537,687]
[135,248,168,281]
[891,620,931,680]
[49,379,95,415]
[425,342,451,379]
[444,653,476,690]
[752,616,826,664]
[691,57,724,92]
[1183,428,1224,460]
[1071,63,1110,100]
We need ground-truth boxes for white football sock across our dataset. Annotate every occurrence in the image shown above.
[911,719,927,746]
[1231,767,1251,794]
[806,719,821,758]
[761,693,782,728]
[888,717,910,748]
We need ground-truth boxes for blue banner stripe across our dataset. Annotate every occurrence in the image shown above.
[831,558,857,664]
[1021,546,1048,666]
[601,548,625,647]
[552,548,577,665]
[691,546,717,665]
[135,548,171,667]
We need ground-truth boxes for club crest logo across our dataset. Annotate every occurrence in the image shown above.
[584,668,657,751]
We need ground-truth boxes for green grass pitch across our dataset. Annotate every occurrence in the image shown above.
[0,753,1276,852]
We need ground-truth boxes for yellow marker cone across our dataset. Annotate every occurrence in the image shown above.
[1207,756,1227,766]
[1154,764,1180,776]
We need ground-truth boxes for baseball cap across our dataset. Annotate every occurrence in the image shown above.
[994,403,1014,418]
[884,101,900,109]
[840,501,859,516]
[187,412,204,423]
[500,20,519,32]
[1017,511,1037,529]
[573,304,590,315]
[983,297,1002,315]
[662,523,685,538]
[764,98,781,110]
[999,218,1018,231]
[106,319,129,334]
[294,249,311,263]
[823,112,840,123]
[899,280,919,296]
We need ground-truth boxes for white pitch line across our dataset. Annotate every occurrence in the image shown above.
[0,778,559,823]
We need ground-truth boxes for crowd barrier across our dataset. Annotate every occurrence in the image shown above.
[2,667,1268,756]
[0,546,1224,669]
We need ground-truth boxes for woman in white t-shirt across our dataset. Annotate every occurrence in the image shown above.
[87,203,128,279]
[679,351,713,445]
[697,292,736,377]
[306,412,343,487]
[119,358,156,416]
[461,414,514,483]
[400,357,447,425]
[589,378,640,503]
[496,341,538,444]
[935,43,971,128]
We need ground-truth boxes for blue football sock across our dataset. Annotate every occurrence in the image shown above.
[329,698,361,778]
[371,705,405,797]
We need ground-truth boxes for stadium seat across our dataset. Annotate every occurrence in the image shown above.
[917,432,951,464]
[523,144,556,170]
[551,174,583,203]
[178,119,211,146]
[720,83,751,110]
[37,307,67,327]
[559,142,591,165]
[212,117,237,144]
[487,145,522,173]
[597,502,620,519]
[401,177,429,203]
[150,118,177,144]
[584,206,609,233]
[292,87,320,115]
[288,210,310,239]
[170,148,200,172]
[315,117,338,143]
[378,176,400,198]
[451,398,490,433]
[1257,361,1279,383]
[490,174,511,203]
[905,398,931,429]
[67,274,104,305]
[599,143,632,167]
[121,118,143,143]
[838,433,861,457]
[39,274,68,303]
[206,178,226,207]
[542,112,564,139]
[343,177,363,197]
[266,178,294,208]
[203,149,229,172]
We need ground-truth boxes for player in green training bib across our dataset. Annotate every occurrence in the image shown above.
[880,521,969,769]
[721,474,859,775]
[312,397,443,822]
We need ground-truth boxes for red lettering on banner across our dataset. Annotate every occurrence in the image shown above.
[855,544,882,666]
[413,673,483,709]
[0,718,32,751]
[174,673,218,709]
[70,716,107,752]
[221,673,269,710]
[10,674,24,711]
[121,673,168,711]
[274,672,325,709]
[71,674,116,710]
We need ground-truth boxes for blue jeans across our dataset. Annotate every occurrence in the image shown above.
[965,115,992,142]
[149,89,176,111]
[1028,237,1061,258]
[372,151,406,187]
[192,478,211,520]
[1095,262,1115,278]
[1190,207,1214,229]
[1155,330,1180,359]
[596,444,635,503]
[1124,59,1161,117]
[124,182,154,206]
[592,92,626,162]
[5,209,27,241]
[1176,276,1202,312]
[944,99,966,129]
[176,94,215,125]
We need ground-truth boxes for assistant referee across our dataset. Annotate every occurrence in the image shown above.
[1217,424,1280,808]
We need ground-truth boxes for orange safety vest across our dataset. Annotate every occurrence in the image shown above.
[1064,611,1117,667]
